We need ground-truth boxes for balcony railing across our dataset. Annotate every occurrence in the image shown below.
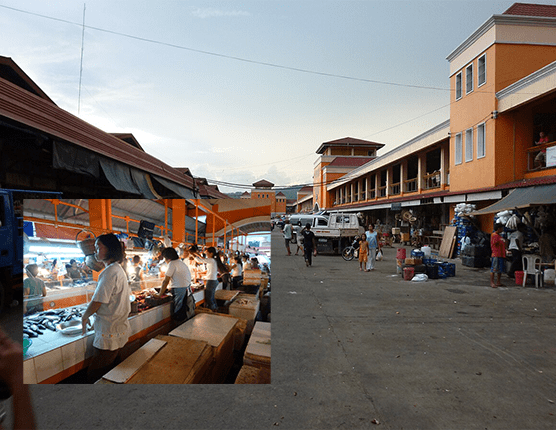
[389,182,401,196]
[404,178,418,193]
[527,141,556,171]
[378,186,386,198]
[368,189,376,199]
[423,171,441,190]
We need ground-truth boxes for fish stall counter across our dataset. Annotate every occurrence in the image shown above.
[23,284,216,384]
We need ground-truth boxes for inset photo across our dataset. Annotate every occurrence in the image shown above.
[22,198,271,384]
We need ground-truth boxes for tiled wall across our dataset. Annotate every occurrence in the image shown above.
[24,302,172,384]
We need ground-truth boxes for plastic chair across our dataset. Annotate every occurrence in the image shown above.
[522,254,542,288]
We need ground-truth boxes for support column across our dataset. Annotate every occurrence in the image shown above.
[440,145,448,189]
[417,154,424,193]
[400,162,406,195]
[171,199,186,243]
[88,199,112,232]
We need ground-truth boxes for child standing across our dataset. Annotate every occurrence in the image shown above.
[490,223,506,288]
[358,233,369,271]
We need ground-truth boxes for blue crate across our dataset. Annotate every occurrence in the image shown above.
[411,250,425,258]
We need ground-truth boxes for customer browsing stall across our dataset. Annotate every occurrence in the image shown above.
[152,247,193,323]
[81,234,131,383]
[190,246,226,311]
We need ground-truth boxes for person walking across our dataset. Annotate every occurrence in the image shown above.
[294,223,304,255]
[365,224,379,271]
[283,219,293,256]
[301,223,317,267]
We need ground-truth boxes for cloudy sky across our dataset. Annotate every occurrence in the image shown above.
[1,0,551,192]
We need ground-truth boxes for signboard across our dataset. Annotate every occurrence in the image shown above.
[391,202,402,211]
[547,146,556,168]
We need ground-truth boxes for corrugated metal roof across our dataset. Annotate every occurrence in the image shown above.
[0,57,226,199]
[0,77,195,189]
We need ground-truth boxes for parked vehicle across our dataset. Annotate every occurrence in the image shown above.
[295,212,364,254]
[0,189,24,312]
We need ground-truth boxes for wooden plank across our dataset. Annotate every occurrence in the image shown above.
[102,338,166,384]
[126,335,213,384]
[235,364,271,384]
[244,321,271,369]
[214,289,240,302]
[169,313,238,347]
[438,226,457,258]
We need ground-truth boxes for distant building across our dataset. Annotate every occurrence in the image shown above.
[313,137,384,210]
[250,179,287,215]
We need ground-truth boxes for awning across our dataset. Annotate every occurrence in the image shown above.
[152,176,196,200]
[472,184,556,215]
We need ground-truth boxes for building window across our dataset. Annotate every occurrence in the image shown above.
[455,132,463,165]
[478,54,486,87]
[465,128,473,162]
[455,72,462,100]
[466,64,473,94]
[477,123,486,158]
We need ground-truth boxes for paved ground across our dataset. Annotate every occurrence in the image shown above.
[4,229,556,429]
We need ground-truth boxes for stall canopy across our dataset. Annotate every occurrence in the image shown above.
[472,184,556,215]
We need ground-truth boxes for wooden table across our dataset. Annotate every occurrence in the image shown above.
[99,335,213,384]
[243,321,271,370]
[169,313,239,383]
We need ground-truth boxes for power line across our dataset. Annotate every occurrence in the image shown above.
[0,4,451,92]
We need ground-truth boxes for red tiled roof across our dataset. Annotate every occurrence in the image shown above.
[503,3,556,17]
[298,186,313,193]
[276,191,286,196]
[327,157,374,167]
[252,179,274,188]
[317,137,385,154]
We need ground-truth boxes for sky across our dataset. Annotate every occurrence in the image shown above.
[2,0,554,193]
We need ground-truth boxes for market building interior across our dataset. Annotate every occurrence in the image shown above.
[21,198,271,385]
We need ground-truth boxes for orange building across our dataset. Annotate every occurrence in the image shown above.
[312,137,384,210]
[311,3,556,235]
[249,179,287,216]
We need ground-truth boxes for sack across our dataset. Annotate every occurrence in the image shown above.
[376,249,384,261]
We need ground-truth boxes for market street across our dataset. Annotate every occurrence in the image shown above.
[11,228,556,429]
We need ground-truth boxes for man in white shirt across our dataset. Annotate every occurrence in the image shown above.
[283,219,293,256]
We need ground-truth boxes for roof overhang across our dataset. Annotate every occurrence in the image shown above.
[472,183,556,215]
[497,59,556,112]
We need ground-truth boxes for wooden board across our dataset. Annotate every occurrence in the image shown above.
[235,364,271,384]
[102,338,166,384]
[169,313,238,347]
[243,269,262,286]
[438,226,457,259]
[214,289,240,302]
[244,321,271,369]
[127,335,213,384]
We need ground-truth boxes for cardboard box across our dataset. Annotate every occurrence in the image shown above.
[404,257,422,265]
